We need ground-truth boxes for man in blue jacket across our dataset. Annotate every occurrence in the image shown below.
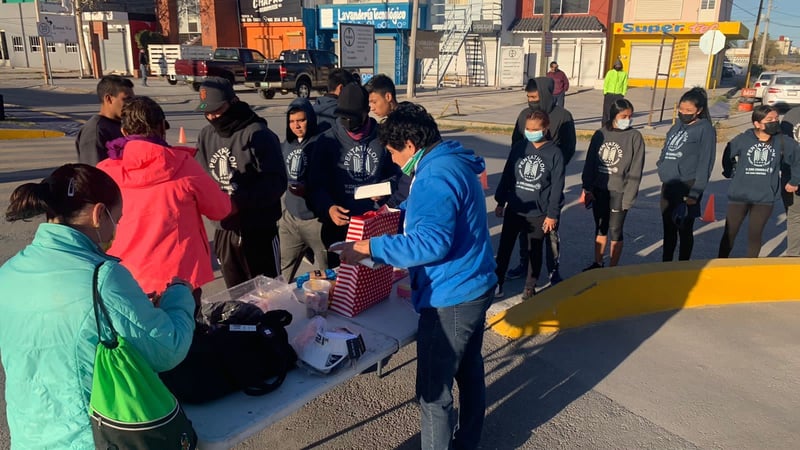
[335,102,497,450]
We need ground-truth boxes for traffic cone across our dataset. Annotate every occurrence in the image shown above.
[700,194,716,222]
[178,127,187,144]
[479,170,488,190]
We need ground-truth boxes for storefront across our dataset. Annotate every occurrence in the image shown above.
[240,0,306,59]
[609,21,748,89]
[317,2,425,85]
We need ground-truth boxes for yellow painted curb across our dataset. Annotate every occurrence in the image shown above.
[489,258,800,339]
[0,129,65,139]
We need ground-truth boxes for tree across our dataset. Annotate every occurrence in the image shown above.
[135,30,168,51]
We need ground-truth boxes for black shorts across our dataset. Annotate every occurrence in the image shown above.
[592,189,627,241]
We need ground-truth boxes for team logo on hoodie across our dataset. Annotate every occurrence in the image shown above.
[517,154,546,192]
[598,142,623,174]
[745,142,776,176]
[286,148,307,180]
[664,130,688,160]
[209,147,238,192]
[344,145,380,182]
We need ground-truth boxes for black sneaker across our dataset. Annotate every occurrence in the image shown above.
[582,262,603,272]
[506,264,527,279]
[494,284,504,298]
[549,270,563,285]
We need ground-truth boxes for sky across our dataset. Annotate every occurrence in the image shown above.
[729,0,800,45]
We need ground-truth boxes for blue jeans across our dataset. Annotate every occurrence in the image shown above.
[417,290,493,450]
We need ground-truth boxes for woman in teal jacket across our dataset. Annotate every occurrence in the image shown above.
[0,164,196,449]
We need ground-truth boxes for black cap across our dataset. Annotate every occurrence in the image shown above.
[335,83,369,119]
[195,77,235,113]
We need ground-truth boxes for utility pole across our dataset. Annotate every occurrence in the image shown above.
[538,0,551,76]
[744,0,765,88]
[757,0,773,65]
[406,0,420,99]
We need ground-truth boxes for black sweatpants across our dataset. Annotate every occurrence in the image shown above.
[214,225,280,288]
[495,212,546,288]
[661,181,699,261]
[718,202,773,258]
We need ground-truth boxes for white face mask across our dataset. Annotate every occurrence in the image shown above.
[616,118,632,130]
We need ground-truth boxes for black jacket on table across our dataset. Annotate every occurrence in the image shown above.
[722,129,800,204]
[495,140,565,220]
[196,101,287,231]
[582,127,646,210]
[306,117,405,220]
[656,118,716,200]
[512,76,577,164]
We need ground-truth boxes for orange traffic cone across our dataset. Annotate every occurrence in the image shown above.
[178,126,187,144]
[700,194,716,222]
[479,170,488,190]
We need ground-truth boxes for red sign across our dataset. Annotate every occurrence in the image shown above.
[741,88,757,98]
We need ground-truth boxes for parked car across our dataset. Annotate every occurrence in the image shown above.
[244,49,345,99]
[762,73,800,108]
[147,44,212,85]
[754,71,780,100]
[174,47,268,91]
[722,61,744,77]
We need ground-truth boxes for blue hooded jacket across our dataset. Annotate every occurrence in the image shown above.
[370,140,498,311]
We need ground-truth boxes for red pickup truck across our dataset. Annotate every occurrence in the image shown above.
[174,47,268,91]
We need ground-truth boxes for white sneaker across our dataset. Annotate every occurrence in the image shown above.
[494,285,504,298]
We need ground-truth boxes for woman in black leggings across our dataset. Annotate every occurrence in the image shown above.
[656,88,717,261]
[718,105,800,257]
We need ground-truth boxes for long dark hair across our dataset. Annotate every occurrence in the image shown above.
[752,104,777,124]
[6,164,121,223]
[605,98,635,131]
[679,87,711,120]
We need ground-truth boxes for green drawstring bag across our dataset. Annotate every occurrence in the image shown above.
[88,263,198,450]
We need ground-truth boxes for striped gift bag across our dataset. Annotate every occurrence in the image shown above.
[330,206,401,317]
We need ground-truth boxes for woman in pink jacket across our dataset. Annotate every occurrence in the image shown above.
[99,96,232,294]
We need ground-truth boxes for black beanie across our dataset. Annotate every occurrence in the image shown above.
[525,78,537,92]
[335,82,368,118]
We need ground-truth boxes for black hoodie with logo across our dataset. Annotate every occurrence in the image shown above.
[307,117,403,219]
[721,129,800,204]
[196,101,287,231]
[656,118,716,200]
[582,127,646,210]
[282,98,319,220]
[495,139,565,220]
[512,76,577,164]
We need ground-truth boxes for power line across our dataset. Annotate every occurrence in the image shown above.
[731,1,757,17]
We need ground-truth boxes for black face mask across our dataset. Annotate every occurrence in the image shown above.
[678,113,696,124]
[764,121,781,135]
[528,101,541,111]
[339,116,363,132]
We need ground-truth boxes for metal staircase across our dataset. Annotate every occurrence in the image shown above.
[421,4,472,88]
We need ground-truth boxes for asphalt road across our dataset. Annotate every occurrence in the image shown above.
[1,81,799,449]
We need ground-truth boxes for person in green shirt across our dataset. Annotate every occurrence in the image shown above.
[603,59,628,124]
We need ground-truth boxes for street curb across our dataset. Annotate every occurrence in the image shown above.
[0,129,66,139]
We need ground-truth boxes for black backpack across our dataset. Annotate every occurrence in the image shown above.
[160,301,297,404]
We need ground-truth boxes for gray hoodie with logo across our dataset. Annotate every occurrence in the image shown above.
[582,127,646,210]
[656,118,716,200]
[722,129,800,204]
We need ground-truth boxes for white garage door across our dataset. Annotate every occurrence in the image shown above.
[579,41,603,87]
[683,45,708,88]
[376,38,396,80]
[101,28,129,75]
[629,43,672,80]
[526,39,539,80]
[552,40,575,79]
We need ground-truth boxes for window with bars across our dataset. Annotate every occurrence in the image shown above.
[534,0,591,15]
[29,36,41,52]
[701,0,716,9]
[47,40,56,53]
[66,42,78,53]
[13,36,25,52]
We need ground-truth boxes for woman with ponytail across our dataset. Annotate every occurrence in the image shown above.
[0,164,195,449]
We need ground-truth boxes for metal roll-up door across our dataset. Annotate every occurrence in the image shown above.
[526,39,539,80]
[629,43,672,80]
[579,41,603,87]
[101,28,128,75]
[553,39,575,79]
[376,37,396,79]
[684,45,708,88]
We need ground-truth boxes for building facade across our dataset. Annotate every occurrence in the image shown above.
[609,0,748,89]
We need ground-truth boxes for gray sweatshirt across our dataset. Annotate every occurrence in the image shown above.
[582,127,646,210]
[656,118,716,199]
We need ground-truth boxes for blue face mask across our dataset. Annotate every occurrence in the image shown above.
[524,130,545,143]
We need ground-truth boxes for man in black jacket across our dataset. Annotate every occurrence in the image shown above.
[508,77,576,285]
[195,77,287,287]
[75,75,134,166]
[314,69,354,133]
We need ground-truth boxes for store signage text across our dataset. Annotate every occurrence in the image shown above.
[620,22,720,35]
[319,4,411,30]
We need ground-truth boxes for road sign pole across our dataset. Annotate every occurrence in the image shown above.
[33,0,52,86]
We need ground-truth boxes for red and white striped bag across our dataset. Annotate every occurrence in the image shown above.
[330,206,401,317]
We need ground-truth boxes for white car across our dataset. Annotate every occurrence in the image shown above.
[723,61,744,76]
[762,73,800,107]
[754,71,779,100]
